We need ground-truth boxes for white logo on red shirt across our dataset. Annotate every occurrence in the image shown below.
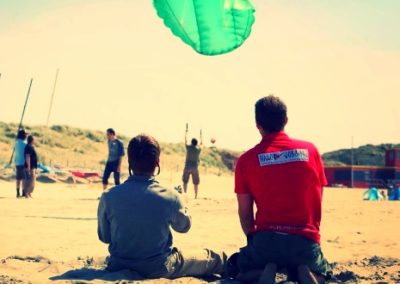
[258,149,309,166]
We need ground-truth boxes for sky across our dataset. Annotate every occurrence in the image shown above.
[0,0,399,153]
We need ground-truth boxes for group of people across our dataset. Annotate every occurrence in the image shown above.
[101,127,203,199]
[97,95,332,283]
[14,130,38,198]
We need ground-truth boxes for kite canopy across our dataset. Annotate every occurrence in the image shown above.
[153,0,255,56]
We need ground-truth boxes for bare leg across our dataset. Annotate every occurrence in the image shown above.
[194,184,199,199]
[183,182,188,194]
[16,179,22,197]
[297,265,325,284]
[258,263,277,284]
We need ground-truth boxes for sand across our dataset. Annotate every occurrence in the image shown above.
[0,172,399,283]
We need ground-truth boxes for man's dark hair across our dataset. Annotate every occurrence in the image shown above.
[17,129,27,140]
[191,138,198,146]
[27,135,34,144]
[128,134,160,175]
[107,128,116,135]
[255,95,287,133]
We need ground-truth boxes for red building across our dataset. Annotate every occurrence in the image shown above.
[324,148,400,188]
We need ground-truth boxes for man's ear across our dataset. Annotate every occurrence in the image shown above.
[256,124,265,135]
[284,117,288,126]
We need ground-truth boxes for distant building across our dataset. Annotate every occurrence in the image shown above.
[324,148,400,188]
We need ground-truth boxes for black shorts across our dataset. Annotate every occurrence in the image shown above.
[16,166,25,180]
[182,167,200,185]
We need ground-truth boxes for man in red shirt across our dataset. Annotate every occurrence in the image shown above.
[233,96,331,283]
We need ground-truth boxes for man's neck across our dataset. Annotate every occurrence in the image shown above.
[261,130,284,139]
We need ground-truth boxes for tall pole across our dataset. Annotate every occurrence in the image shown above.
[46,68,59,127]
[8,78,33,165]
[351,136,354,188]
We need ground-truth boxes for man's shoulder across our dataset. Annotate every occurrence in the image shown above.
[151,185,180,202]
[237,144,260,167]
[16,140,26,146]
[240,142,262,158]
[288,137,318,152]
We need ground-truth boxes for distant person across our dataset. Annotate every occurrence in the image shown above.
[97,134,226,278]
[14,129,27,198]
[386,182,394,199]
[380,190,387,200]
[230,96,331,283]
[182,129,202,199]
[102,128,124,190]
[24,135,38,198]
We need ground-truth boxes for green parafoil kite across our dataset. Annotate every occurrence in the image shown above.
[153,0,256,56]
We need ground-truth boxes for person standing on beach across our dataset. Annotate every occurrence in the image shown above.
[182,127,202,199]
[98,134,226,278]
[102,128,124,190]
[24,135,38,198]
[14,129,27,198]
[232,96,331,283]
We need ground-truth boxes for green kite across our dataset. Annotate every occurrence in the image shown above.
[154,0,256,56]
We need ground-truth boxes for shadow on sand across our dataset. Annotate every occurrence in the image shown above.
[49,267,144,282]
[50,268,225,283]
[25,215,96,221]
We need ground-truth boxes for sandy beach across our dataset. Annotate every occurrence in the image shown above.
[0,172,399,283]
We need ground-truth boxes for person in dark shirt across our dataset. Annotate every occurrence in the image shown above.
[182,128,202,199]
[24,135,38,198]
[102,128,125,190]
[98,134,226,278]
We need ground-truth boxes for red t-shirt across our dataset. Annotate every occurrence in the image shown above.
[235,131,327,243]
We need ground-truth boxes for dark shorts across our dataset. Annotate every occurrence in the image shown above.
[102,161,121,185]
[238,231,331,279]
[16,166,25,180]
[182,167,200,185]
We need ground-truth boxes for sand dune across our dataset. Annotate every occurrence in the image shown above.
[0,172,399,283]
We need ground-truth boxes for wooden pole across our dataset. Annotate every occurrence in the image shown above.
[46,68,60,127]
[8,78,33,165]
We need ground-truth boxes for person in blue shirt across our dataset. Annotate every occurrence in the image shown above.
[102,128,125,190]
[97,134,226,278]
[14,129,27,198]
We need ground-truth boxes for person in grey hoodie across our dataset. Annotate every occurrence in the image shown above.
[97,134,226,279]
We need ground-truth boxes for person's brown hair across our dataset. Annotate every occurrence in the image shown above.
[127,134,160,176]
[255,95,287,133]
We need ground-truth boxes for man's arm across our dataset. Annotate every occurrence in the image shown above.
[184,126,188,145]
[97,194,111,243]
[237,193,255,235]
[199,129,203,149]
[117,140,124,172]
[116,157,122,173]
[171,196,191,233]
[25,154,31,171]
[171,207,191,233]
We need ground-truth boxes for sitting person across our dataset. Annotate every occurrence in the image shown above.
[231,96,331,284]
[97,134,226,279]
